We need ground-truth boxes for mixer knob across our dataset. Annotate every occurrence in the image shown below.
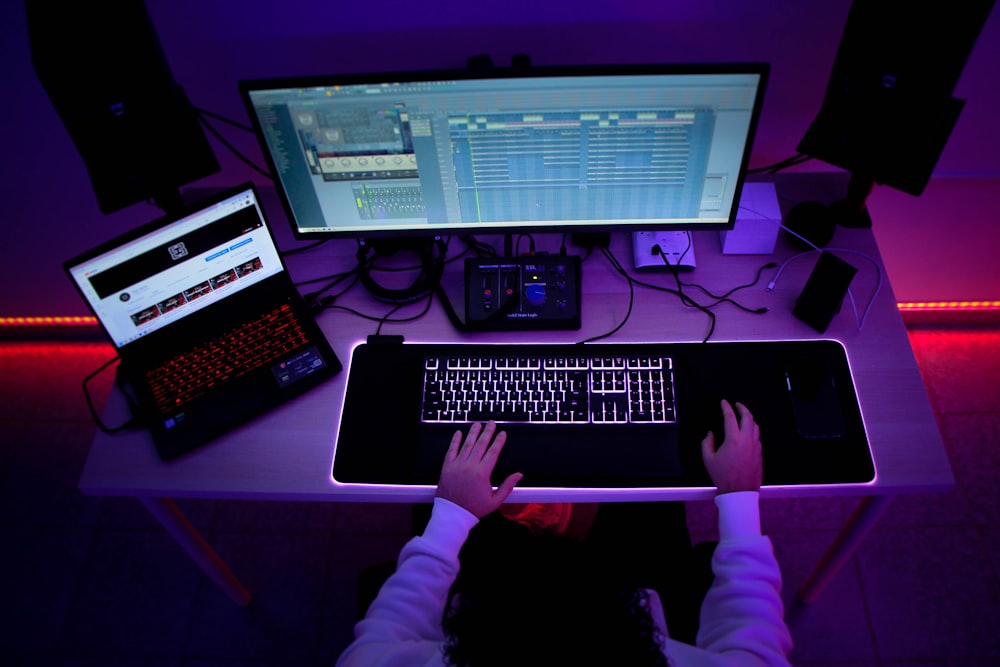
[525,284,546,307]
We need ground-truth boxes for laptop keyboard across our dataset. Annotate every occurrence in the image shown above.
[420,353,677,425]
[146,303,310,413]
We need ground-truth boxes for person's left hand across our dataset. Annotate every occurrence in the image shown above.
[436,421,522,518]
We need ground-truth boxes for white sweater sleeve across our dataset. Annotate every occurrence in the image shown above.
[335,497,477,667]
[337,493,792,667]
[664,491,794,666]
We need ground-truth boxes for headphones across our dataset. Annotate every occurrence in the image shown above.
[355,237,447,304]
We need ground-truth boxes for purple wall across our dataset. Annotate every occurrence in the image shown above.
[3,0,998,317]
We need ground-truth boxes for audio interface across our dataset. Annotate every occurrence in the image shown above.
[464,255,581,330]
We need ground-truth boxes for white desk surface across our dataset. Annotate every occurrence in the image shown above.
[78,175,953,504]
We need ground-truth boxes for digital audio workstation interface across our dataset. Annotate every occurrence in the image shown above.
[245,71,764,236]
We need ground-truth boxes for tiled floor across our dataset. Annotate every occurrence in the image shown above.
[1,325,998,666]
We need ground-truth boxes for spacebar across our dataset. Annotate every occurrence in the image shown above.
[467,410,530,423]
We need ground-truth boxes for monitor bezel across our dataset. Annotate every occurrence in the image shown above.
[239,62,769,242]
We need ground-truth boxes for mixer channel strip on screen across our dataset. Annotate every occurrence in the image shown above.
[353,184,425,219]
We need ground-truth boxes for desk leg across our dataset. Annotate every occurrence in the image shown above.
[139,497,252,607]
[797,494,892,605]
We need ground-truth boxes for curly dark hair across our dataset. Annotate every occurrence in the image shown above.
[441,526,669,667]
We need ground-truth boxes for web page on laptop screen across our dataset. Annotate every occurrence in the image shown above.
[69,191,284,347]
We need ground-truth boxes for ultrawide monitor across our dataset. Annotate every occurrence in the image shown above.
[240,64,768,241]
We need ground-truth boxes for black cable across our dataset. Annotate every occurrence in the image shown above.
[373,292,435,335]
[194,106,256,132]
[444,246,474,267]
[746,153,809,174]
[623,270,719,342]
[746,153,812,175]
[576,246,635,344]
[658,230,694,270]
[655,247,773,314]
[435,283,469,331]
[281,239,329,256]
[320,304,384,321]
[362,241,466,274]
[459,235,499,257]
[600,242,727,343]
[768,155,811,174]
[307,271,362,312]
[674,261,775,303]
[582,246,596,262]
[654,235,695,307]
[296,267,359,291]
[374,302,405,336]
[195,110,273,179]
[640,243,777,342]
[515,234,536,256]
[320,292,434,329]
[659,239,690,301]
[651,244,718,342]
[603,236,717,342]
[83,355,138,435]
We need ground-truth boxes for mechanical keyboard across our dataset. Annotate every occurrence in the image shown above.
[420,352,676,425]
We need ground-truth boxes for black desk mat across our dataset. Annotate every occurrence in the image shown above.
[332,340,874,488]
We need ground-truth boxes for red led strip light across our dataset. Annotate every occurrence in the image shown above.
[896,301,1000,311]
[0,316,98,326]
[2,302,998,328]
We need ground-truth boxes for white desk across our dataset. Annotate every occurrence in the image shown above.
[78,174,952,606]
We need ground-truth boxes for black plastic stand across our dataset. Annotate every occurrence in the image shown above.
[783,171,874,249]
[828,173,874,229]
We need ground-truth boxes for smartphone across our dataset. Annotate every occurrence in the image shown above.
[785,359,846,439]
[792,251,858,333]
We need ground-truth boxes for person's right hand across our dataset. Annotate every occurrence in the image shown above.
[700,399,763,494]
[436,421,522,518]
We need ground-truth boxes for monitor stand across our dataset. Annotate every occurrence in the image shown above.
[632,231,697,271]
[782,172,874,250]
[828,172,875,229]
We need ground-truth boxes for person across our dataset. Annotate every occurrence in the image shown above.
[336,400,793,666]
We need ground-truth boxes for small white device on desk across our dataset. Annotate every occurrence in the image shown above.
[632,182,781,271]
[632,231,697,271]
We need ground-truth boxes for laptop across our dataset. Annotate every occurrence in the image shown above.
[65,182,342,460]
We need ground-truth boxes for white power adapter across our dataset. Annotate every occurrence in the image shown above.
[631,230,697,271]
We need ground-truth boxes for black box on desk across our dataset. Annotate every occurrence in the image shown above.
[464,255,581,331]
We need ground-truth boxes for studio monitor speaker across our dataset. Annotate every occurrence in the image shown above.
[26,0,219,214]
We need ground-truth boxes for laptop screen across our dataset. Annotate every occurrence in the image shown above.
[66,186,285,349]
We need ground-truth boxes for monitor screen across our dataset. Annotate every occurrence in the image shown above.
[240,64,768,241]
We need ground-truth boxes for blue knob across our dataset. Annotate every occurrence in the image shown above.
[525,284,546,307]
